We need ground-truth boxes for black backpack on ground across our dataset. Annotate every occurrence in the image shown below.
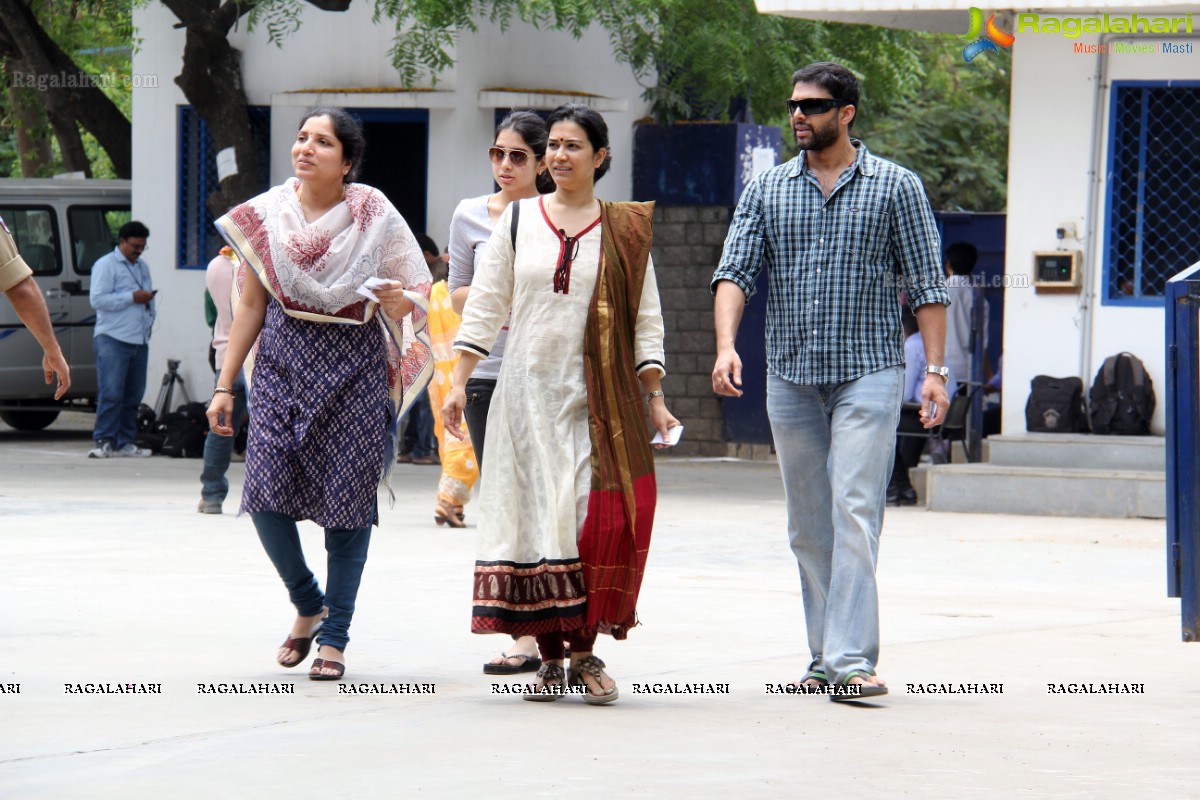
[1025,375,1088,433]
[159,401,209,458]
[1089,352,1155,435]
[134,403,164,453]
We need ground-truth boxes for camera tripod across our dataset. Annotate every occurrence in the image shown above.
[153,359,192,418]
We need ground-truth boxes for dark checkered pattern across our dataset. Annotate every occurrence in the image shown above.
[712,140,949,386]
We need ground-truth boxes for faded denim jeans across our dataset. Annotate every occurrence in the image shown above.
[767,366,903,684]
[92,334,148,449]
[200,371,247,503]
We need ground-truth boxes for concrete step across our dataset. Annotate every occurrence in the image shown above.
[985,434,1165,471]
[923,463,1164,518]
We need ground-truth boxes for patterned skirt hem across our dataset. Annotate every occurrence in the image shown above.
[472,557,589,636]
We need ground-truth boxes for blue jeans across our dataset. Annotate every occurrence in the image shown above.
[401,388,436,458]
[767,367,903,684]
[251,511,372,652]
[200,371,248,503]
[92,334,149,448]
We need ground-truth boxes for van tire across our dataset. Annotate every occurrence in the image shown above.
[0,409,60,431]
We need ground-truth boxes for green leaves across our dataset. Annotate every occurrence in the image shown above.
[852,33,1010,211]
[149,0,1010,210]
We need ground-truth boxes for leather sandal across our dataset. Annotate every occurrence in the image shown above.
[308,657,346,681]
[277,621,324,668]
[434,501,466,528]
[570,655,619,705]
[523,662,566,702]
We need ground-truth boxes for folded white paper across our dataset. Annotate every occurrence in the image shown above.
[357,276,403,304]
[650,425,684,446]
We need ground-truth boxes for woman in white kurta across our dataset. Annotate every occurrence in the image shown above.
[443,104,678,704]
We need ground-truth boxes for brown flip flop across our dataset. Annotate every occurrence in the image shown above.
[277,625,321,668]
[309,657,345,681]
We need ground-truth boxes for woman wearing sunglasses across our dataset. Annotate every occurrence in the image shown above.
[442,111,552,675]
[443,104,678,704]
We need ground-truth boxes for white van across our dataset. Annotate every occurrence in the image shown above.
[0,178,131,430]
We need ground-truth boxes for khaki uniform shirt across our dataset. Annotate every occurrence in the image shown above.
[0,219,33,293]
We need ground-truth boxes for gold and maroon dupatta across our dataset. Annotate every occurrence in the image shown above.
[577,200,657,639]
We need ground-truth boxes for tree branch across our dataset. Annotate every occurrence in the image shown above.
[0,0,131,176]
[160,0,219,31]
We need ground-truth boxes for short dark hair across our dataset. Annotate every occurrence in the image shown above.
[945,241,979,276]
[497,110,555,194]
[119,221,149,240]
[791,62,860,128]
[299,107,367,183]
[546,103,612,183]
[416,234,438,256]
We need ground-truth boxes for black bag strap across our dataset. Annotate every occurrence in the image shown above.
[1100,355,1119,391]
[510,200,520,254]
[1120,352,1147,391]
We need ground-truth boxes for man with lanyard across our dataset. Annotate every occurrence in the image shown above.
[711,62,950,700]
[89,221,154,458]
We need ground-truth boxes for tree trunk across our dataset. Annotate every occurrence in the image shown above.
[47,104,91,177]
[158,0,356,214]
[4,61,53,177]
[172,17,261,217]
[0,0,131,177]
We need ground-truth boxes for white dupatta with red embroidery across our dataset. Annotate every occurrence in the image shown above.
[216,178,433,479]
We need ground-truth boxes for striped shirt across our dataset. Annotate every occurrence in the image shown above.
[712,140,948,386]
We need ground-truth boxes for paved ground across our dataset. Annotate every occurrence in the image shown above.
[0,413,1196,798]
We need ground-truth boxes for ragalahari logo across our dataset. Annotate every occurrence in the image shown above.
[962,7,1015,61]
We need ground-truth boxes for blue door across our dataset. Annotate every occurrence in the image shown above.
[1165,262,1200,641]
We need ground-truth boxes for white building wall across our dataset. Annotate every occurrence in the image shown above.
[132,3,650,401]
[131,4,199,400]
[1004,26,1198,435]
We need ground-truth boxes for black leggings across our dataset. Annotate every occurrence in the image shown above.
[463,377,496,468]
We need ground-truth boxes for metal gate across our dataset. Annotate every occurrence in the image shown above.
[1165,261,1200,641]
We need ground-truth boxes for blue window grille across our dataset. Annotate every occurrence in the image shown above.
[1103,81,1200,306]
[177,105,271,270]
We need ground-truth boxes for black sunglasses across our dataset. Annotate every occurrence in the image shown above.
[786,98,851,117]
[488,146,532,167]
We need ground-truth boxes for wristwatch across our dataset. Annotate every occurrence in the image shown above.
[646,390,665,400]
[926,365,950,381]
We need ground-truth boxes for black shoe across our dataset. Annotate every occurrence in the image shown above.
[886,485,917,506]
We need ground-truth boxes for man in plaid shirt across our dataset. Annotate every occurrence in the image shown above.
[711,62,950,701]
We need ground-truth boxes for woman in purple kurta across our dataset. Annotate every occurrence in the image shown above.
[207,108,432,681]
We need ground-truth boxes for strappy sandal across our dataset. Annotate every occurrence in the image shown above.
[483,651,542,675]
[308,657,346,681]
[434,501,466,528]
[570,655,619,705]
[830,670,888,702]
[522,662,566,702]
